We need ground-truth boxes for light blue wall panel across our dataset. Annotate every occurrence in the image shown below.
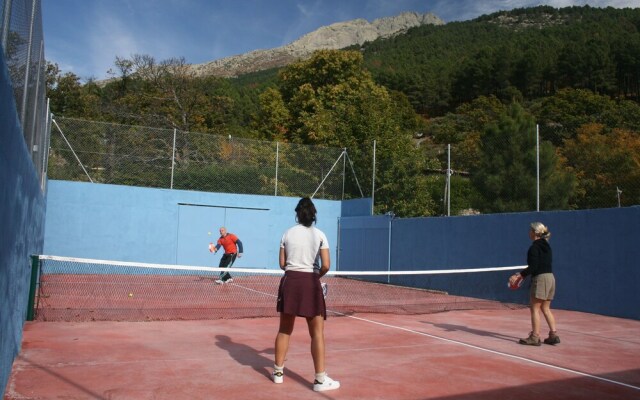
[43,180,343,270]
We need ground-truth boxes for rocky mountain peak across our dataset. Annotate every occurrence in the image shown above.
[189,11,444,78]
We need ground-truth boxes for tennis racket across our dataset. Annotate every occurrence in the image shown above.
[508,273,524,290]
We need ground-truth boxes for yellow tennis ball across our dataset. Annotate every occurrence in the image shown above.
[208,231,212,235]
[128,293,133,297]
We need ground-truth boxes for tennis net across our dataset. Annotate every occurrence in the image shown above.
[30,255,527,322]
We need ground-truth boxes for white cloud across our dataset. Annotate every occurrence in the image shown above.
[88,12,139,78]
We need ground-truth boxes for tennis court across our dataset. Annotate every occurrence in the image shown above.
[5,309,639,399]
[5,258,640,399]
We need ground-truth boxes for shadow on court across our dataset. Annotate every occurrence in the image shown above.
[421,321,520,342]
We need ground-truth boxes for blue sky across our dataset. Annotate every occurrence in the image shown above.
[43,0,639,81]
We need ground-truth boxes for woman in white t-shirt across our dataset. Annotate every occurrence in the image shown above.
[272,197,340,392]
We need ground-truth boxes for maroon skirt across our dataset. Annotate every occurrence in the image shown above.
[276,270,326,319]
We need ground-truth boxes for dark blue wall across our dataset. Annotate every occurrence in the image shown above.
[339,207,640,320]
[0,50,47,394]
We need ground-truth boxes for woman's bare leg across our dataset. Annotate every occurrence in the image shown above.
[306,315,325,373]
[275,313,296,367]
[530,297,543,336]
[540,299,556,333]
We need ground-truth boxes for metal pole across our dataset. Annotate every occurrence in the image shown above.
[617,187,622,207]
[336,217,341,271]
[29,40,44,159]
[20,0,37,130]
[371,140,376,215]
[1,0,13,52]
[341,148,346,200]
[447,144,451,216]
[536,124,540,212]
[170,128,176,189]
[40,98,51,191]
[275,142,279,196]
[387,213,392,283]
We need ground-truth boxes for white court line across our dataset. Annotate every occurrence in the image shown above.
[228,281,639,392]
[334,312,640,392]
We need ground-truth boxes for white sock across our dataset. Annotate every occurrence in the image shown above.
[315,371,326,383]
[274,364,284,373]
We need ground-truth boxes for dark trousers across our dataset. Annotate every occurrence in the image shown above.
[219,253,237,281]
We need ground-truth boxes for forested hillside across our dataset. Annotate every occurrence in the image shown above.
[45,5,640,216]
[360,5,640,116]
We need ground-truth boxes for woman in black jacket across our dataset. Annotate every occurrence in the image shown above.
[510,222,560,346]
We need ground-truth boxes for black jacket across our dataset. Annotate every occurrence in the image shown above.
[521,239,552,277]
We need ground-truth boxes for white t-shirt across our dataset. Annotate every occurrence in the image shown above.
[280,224,329,273]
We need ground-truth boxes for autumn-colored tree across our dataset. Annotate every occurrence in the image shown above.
[562,123,640,208]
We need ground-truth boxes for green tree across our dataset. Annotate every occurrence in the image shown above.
[472,103,575,212]
[252,87,291,141]
[529,88,640,145]
[46,62,100,118]
[256,49,435,216]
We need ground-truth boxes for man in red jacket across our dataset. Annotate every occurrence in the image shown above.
[210,227,244,284]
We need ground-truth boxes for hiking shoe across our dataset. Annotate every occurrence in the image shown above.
[272,370,284,384]
[543,332,561,345]
[519,332,541,346]
[313,375,340,392]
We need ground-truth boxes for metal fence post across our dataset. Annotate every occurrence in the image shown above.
[1,0,13,53]
[170,128,177,189]
[20,0,37,131]
[447,143,451,216]
[536,124,540,212]
[371,140,376,215]
[275,142,279,196]
[341,148,346,200]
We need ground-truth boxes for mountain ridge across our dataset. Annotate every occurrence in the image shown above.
[189,11,444,78]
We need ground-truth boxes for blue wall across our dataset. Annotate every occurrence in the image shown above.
[43,178,640,320]
[44,181,366,269]
[339,207,640,320]
[0,50,47,395]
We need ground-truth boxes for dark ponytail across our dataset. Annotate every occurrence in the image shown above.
[295,197,317,227]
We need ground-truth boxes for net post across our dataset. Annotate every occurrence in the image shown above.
[26,254,40,321]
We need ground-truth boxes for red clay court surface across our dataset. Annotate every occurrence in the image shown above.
[5,308,640,399]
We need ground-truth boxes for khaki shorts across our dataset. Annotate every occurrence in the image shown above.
[530,273,556,300]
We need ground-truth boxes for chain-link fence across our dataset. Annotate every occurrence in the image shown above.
[49,117,366,201]
[422,122,639,215]
[49,117,639,214]
[1,0,51,190]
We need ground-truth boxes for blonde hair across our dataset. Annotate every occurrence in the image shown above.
[530,222,550,240]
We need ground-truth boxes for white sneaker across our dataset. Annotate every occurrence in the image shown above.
[272,370,284,384]
[313,375,340,392]
[226,278,233,283]
[214,279,224,285]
